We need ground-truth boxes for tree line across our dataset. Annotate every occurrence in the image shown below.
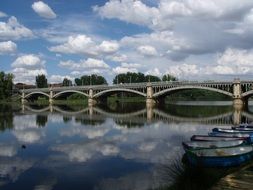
[35,73,177,88]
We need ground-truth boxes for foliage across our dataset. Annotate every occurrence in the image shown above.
[62,78,72,86]
[113,72,145,84]
[75,74,107,86]
[36,74,48,88]
[145,75,161,82]
[112,72,175,84]
[0,71,14,100]
[162,74,177,81]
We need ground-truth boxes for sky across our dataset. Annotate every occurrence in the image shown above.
[1,0,253,84]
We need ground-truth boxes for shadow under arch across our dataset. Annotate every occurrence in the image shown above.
[93,88,146,98]
[153,86,233,99]
[53,90,88,99]
[24,91,50,100]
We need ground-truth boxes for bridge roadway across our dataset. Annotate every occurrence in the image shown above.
[21,105,253,126]
[20,79,253,106]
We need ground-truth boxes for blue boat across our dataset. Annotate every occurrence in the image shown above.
[213,128,253,134]
[232,127,253,131]
[185,145,253,167]
[208,132,251,138]
[236,124,253,128]
[191,135,246,142]
[182,140,246,150]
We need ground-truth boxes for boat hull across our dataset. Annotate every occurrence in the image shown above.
[186,146,253,167]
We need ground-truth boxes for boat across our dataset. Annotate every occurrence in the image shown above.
[182,140,246,150]
[232,127,253,131]
[212,128,253,134]
[209,132,251,138]
[185,145,253,167]
[191,135,246,142]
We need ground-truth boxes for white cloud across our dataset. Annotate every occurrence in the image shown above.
[0,11,7,18]
[49,34,99,56]
[0,16,34,40]
[137,45,158,56]
[207,48,253,75]
[49,75,74,84]
[0,144,17,157]
[11,54,47,84]
[0,41,17,54]
[93,0,160,29]
[49,34,120,56]
[32,1,56,19]
[166,64,199,78]
[12,54,45,69]
[113,66,138,74]
[99,40,119,53]
[145,68,161,76]
[59,58,110,70]
[106,54,128,62]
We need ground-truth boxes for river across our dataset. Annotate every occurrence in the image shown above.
[0,101,253,190]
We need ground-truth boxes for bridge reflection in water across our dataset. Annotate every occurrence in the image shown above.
[21,103,253,126]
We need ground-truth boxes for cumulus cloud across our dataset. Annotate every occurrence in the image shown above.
[106,54,128,62]
[0,41,17,54]
[32,1,57,19]
[0,16,34,40]
[166,64,199,78]
[99,40,119,53]
[137,45,158,56]
[59,58,110,72]
[11,54,47,84]
[0,11,7,18]
[49,34,119,56]
[49,75,74,84]
[208,48,253,75]
[112,62,140,74]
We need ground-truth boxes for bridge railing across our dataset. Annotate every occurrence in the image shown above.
[21,80,240,93]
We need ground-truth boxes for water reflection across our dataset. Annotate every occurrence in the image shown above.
[0,102,253,189]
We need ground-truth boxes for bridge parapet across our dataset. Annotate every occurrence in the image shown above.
[20,79,253,106]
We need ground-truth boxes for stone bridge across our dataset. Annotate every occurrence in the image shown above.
[20,79,253,106]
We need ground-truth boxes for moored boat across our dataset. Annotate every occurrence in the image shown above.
[208,132,251,138]
[191,135,246,142]
[182,140,246,150]
[185,145,253,167]
[213,128,253,134]
[232,127,253,131]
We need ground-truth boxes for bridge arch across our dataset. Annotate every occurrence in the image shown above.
[53,90,89,99]
[153,86,233,98]
[93,88,146,98]
[241,90,253,99]
[24,91,50,99]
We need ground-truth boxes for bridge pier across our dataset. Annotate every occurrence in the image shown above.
[146,84,156,107]
[49,90,53,104]
[88,89,97,106]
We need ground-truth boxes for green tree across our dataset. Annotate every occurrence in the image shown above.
[0,71,14,100]
[162,74,177,81]
[113,72,146,84]
[36,74,48,88]
[75,74,107,86]
[62,78,72,86]
[145,75,161,82]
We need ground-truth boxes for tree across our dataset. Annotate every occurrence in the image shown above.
[62,78,72,86]
[145,75,161,82]
[0,71,14,100]
[75,74,107,86]
[162,74,177,82]
[36,74,48,88]
[113,72,146,84]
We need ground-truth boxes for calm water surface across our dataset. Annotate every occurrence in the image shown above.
[1,102,253,190]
